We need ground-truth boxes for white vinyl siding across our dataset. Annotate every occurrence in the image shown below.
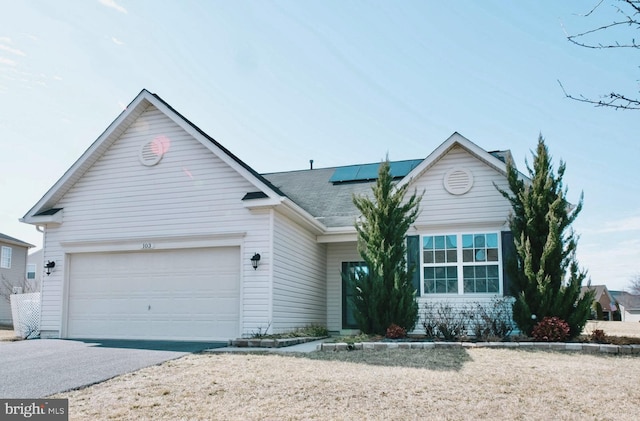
[411,145,511,228]
[271,211,326,332]
[39,105,272,337]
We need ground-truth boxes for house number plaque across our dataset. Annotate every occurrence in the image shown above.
[142,243,154,249]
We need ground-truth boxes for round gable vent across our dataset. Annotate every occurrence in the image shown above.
[138,136,169,167]
[444,167,473,195]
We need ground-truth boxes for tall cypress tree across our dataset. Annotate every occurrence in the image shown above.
[498,136,593,337]
[347,159,422,335]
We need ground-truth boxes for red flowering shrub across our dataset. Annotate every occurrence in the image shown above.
[386,323,407,339]
[531,316,570,342]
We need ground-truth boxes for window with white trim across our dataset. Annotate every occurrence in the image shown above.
[27,264,36,280]
[422,233,501,295]
[1,246,12,269]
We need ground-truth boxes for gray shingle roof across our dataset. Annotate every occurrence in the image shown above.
[611,290,640,310]
[262,149,512,228]
[0,233,34,248]
[263,166,378,228]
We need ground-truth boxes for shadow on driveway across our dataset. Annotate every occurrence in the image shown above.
[75,339,228,352]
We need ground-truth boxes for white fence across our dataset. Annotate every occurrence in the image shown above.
[10,292,41,339]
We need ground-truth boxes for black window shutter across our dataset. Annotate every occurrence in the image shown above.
[501,231,517,296]
[406,235,420,297]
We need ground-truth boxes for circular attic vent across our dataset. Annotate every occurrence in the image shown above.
[444,167,473,195]
[138,136,169,167]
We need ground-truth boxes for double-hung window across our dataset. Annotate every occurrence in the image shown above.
[423,233,500,295]
[27,264,37,280]
[0,246,11,269]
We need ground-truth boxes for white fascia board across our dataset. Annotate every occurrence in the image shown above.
[242,197,283,209]
[22,91,152,221]
[317,226,358,243]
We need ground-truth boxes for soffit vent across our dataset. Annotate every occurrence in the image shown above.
[444,167,473,195]
[138,137,168,167]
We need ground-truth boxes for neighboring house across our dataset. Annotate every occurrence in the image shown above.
[0,233,35,325]
[26,249,44,291]
[581,285,617,320]
[610,291,640,323]
[21,89,520,341]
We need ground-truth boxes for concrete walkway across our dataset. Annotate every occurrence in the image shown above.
[206,338,327,353]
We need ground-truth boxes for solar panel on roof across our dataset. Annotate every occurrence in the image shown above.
[390,160,422,177]
[354,163,380,181]
[329,166,361,183]
[329,159,423,184]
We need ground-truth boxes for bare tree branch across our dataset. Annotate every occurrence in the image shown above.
[575,0,607,17]
[629,273,640,295]
[561,0,640,110]
[558,80,640,110]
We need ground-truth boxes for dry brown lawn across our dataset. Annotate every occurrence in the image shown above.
[584,320,640,338]
[55,347,640,421]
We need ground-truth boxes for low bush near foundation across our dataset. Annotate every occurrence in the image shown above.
[532,317,570,342]
[385,323,407,339]
[589,329,607,343]
[422,298,515,341]
[249,323,329,339]
[422,302,467,340]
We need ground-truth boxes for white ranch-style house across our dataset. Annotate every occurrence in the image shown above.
[22,89,519,341]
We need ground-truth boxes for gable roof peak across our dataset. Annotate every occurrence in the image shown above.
[396,132,511,189]
[21,89,286,224]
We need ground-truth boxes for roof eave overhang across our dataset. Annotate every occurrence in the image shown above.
[242,196,325,234]
[317,226,358,243]
[279,198,327,235]
[242,197,283,209]
[0,237,36,248]
[20,210,64,227]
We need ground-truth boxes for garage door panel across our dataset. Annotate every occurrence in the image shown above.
[67,247,240,341]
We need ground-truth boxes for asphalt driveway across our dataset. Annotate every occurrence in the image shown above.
[0,338,225,398]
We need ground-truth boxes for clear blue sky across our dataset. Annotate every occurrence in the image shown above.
[1,1,638,290]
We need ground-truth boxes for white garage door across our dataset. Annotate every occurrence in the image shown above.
[66,247,240,341]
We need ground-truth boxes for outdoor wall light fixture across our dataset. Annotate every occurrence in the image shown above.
[45,260,56,276]
[250,253,261,270]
